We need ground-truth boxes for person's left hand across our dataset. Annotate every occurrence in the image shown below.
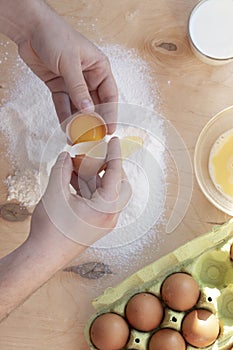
[18,4,118,132]
[30,137,131,250]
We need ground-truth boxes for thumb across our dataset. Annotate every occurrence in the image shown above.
[46,152,73,198]
[62,63,94,112]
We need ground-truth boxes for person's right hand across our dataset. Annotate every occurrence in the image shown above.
[17,2,118,130]
[0,0,118,129]
[29,137,131,252]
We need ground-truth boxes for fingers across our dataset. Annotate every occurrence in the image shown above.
[52,92,71,125]
[90,90,100,106]
[101,137,122,200]
[46,42,118,134]
[46,152,73,198]
[95,101,118,135]
[91,138,132,214]
[96,74,118,134]
[70,100,78,115]
[45,76,72,125]
[84,55,118,134]
[98,73,118,105]
[88,176,101,193]
[61,61,94,113]
[117,176,132,211]
[70,171,92,199]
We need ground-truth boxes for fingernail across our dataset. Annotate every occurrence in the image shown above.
[81,99,94,111]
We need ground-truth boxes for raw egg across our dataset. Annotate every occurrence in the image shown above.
[161,272,200,311]
[120,136,144,160]
[230,243,233,260]
[125,292,164,331]
[209,128,233,199]
[90,313,129,350]
[66,112,107,145]
[181,309,219,347]
[148,328,186,350]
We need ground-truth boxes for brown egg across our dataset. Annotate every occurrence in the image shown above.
[230,243,233,260]
[161,272,200,311]
[182,309,219,347]
[125,293,164,331]
[72,153,105,179]
[149,328,186,350]
[90,313,129,350]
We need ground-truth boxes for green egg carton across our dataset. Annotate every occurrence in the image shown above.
[85,219,233,350]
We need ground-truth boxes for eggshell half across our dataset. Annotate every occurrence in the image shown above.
[69,140,107,179]
[182,309,220,347]
[66,112,107,145]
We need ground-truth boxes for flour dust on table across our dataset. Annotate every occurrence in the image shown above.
[0,43,166,267]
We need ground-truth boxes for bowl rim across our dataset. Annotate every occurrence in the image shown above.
[188,0,233,62]
[194,106,233,216]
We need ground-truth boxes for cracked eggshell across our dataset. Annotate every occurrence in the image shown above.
[66,112,107,145]
[181,309,220,347]
[69,140,107,179]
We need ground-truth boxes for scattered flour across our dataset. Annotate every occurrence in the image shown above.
[101,45,157,110]
[0,62,58,206]
[5,169,41,206]
[0,44,161,206]
[0,44,166,267]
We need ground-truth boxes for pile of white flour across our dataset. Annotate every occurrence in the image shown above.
[0,44,166,265]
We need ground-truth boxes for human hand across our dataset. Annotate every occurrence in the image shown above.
[0,138,130,322]
[29,137,131,256]
[17,2,118,132]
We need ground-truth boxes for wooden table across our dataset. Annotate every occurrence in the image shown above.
[0,0,232,349]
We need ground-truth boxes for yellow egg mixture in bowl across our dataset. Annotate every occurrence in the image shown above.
[194,106,233,216]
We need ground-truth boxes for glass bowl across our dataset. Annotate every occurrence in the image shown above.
[194,106,233,216]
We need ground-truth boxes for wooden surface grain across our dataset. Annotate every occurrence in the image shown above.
[0,0,232,349]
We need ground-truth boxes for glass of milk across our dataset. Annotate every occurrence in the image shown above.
[188,0,233,65]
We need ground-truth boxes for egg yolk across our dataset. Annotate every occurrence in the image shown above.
[120,136,144,159]
[69,114,106,144]
[209,129,233,199]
